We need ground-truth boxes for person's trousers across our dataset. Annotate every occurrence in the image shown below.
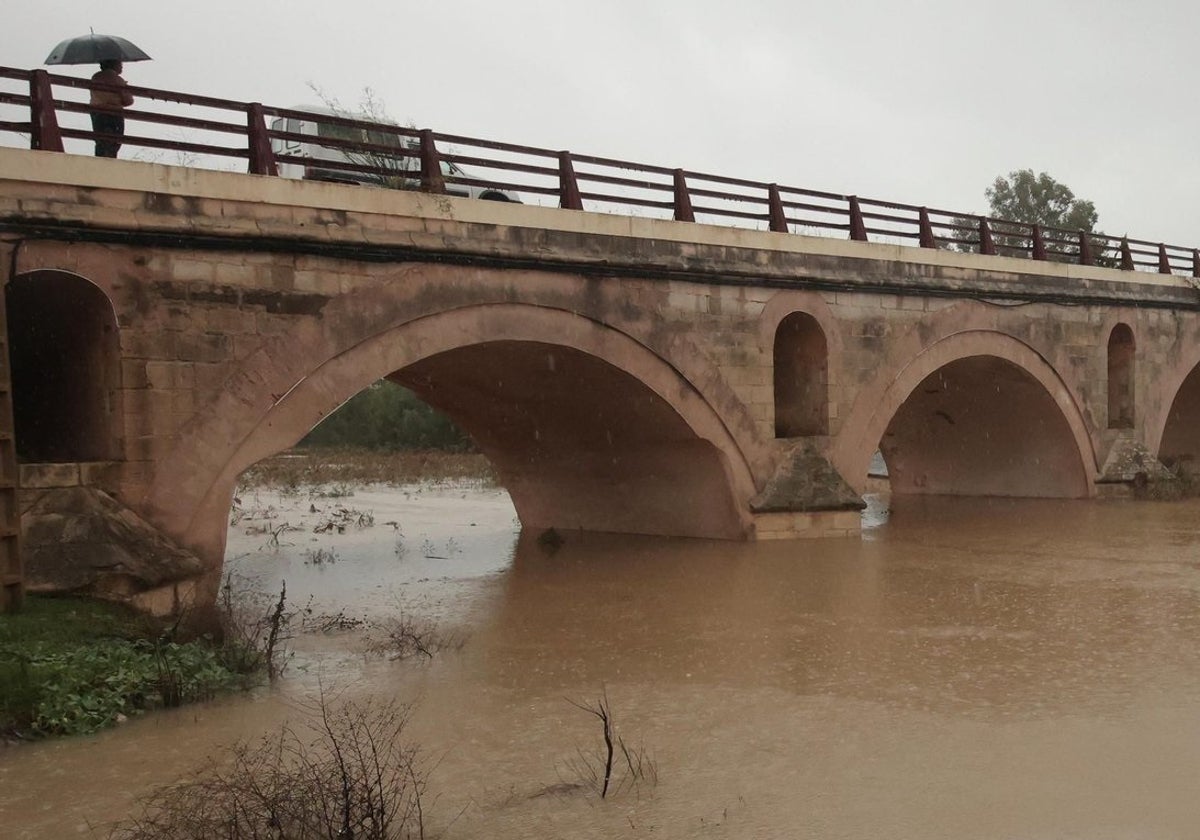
[91,112,124,158]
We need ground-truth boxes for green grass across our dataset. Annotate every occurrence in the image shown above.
[0,596,244,739]
[0,595,153,646]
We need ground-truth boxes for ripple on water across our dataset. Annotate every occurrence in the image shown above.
[6,489,1200,838]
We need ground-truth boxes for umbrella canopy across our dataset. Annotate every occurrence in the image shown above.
[45,34,151,65]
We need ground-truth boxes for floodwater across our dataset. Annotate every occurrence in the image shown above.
[5,483,1200,838]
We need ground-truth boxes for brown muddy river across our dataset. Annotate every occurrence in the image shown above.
[4,485,1200,838]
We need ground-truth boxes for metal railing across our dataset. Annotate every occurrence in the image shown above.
[2,66,1197,278]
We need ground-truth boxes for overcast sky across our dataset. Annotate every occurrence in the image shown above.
[4,1,1198,245]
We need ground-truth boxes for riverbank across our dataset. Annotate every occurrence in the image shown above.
[0,596,250,742]
[239,447,497,490]
[2,449,493,744]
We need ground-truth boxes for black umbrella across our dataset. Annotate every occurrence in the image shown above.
[44,33,151,65]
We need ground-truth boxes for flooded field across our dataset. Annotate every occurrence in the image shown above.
[4,484,1200,838]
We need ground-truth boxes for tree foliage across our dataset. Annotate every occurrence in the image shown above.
[300,380,472,452]
[951,169,1110,262]
[985,169,1098,233]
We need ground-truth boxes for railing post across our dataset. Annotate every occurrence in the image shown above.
[1158,243,1172,274]
[848,196,868,241]
[558,151,583,210]
[767,184,788,233]
[1078,232,1093,266]
[978,218,996,255]
[419,130,446,194]
[1120,237,1134,270]
[246,103,277,176]
[1193,249,1200,279]
[918,207,937,249]
[1031,225,1047,260]
[672,169,695,222]
[29,70,64,153]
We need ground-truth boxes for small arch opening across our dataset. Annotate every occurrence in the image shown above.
[773,312,828,437]
[5,270,123,462]
[1107,324,1135,430]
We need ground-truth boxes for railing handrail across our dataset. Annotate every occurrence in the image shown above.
[1,64,1196,279]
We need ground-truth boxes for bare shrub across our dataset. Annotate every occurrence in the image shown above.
[313,506,376,534]
[302,608,370,633]
[1134,460,1200,500]
[109,695,426,840]
[561,690,657,799]
[367,613,465,662]
[265,521,300,548]
[217,574,299,681]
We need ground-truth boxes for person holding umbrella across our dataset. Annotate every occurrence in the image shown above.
[89,59,133,158]
[44,33,151,159]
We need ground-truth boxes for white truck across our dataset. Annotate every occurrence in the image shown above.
[269,107,519,202]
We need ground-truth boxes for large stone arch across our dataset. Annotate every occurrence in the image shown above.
[153,301,760,573]
[833,329,1097,497]
[1156,356,1200,473]
[1146,321,1200,465]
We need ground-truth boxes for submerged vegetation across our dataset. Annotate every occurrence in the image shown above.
[1133,461,1200,500]
[562,690,658,800]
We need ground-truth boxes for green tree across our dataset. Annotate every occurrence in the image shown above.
[953,169,1110,263]
[301,380,472,451]
[986,169,1098,232]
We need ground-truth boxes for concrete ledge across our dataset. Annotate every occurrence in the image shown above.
[19,461,123,491]
[753,509,862,540]
[20,463,81,489]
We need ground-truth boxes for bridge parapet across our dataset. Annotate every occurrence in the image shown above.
[3,65,1199,279]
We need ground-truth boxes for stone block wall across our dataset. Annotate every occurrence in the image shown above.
[2,149,1199,571]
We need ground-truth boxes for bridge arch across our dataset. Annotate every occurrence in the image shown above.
[834,330,1096,498]
[5,269,123,462]
[1142,323,1200,469]
[161,301,759,570]
[1157,356,1200,473]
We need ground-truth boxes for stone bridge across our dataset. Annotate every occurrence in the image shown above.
[3,147,1199,609]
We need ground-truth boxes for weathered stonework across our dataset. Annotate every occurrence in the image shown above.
[754,510,863,540]
[21,483,203,610]
[750,441,864,513]
[2,147,1199,607]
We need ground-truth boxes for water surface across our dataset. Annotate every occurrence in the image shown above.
[4,487,1200,839]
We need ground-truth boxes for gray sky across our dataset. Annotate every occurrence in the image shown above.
[4,0,1198,245]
